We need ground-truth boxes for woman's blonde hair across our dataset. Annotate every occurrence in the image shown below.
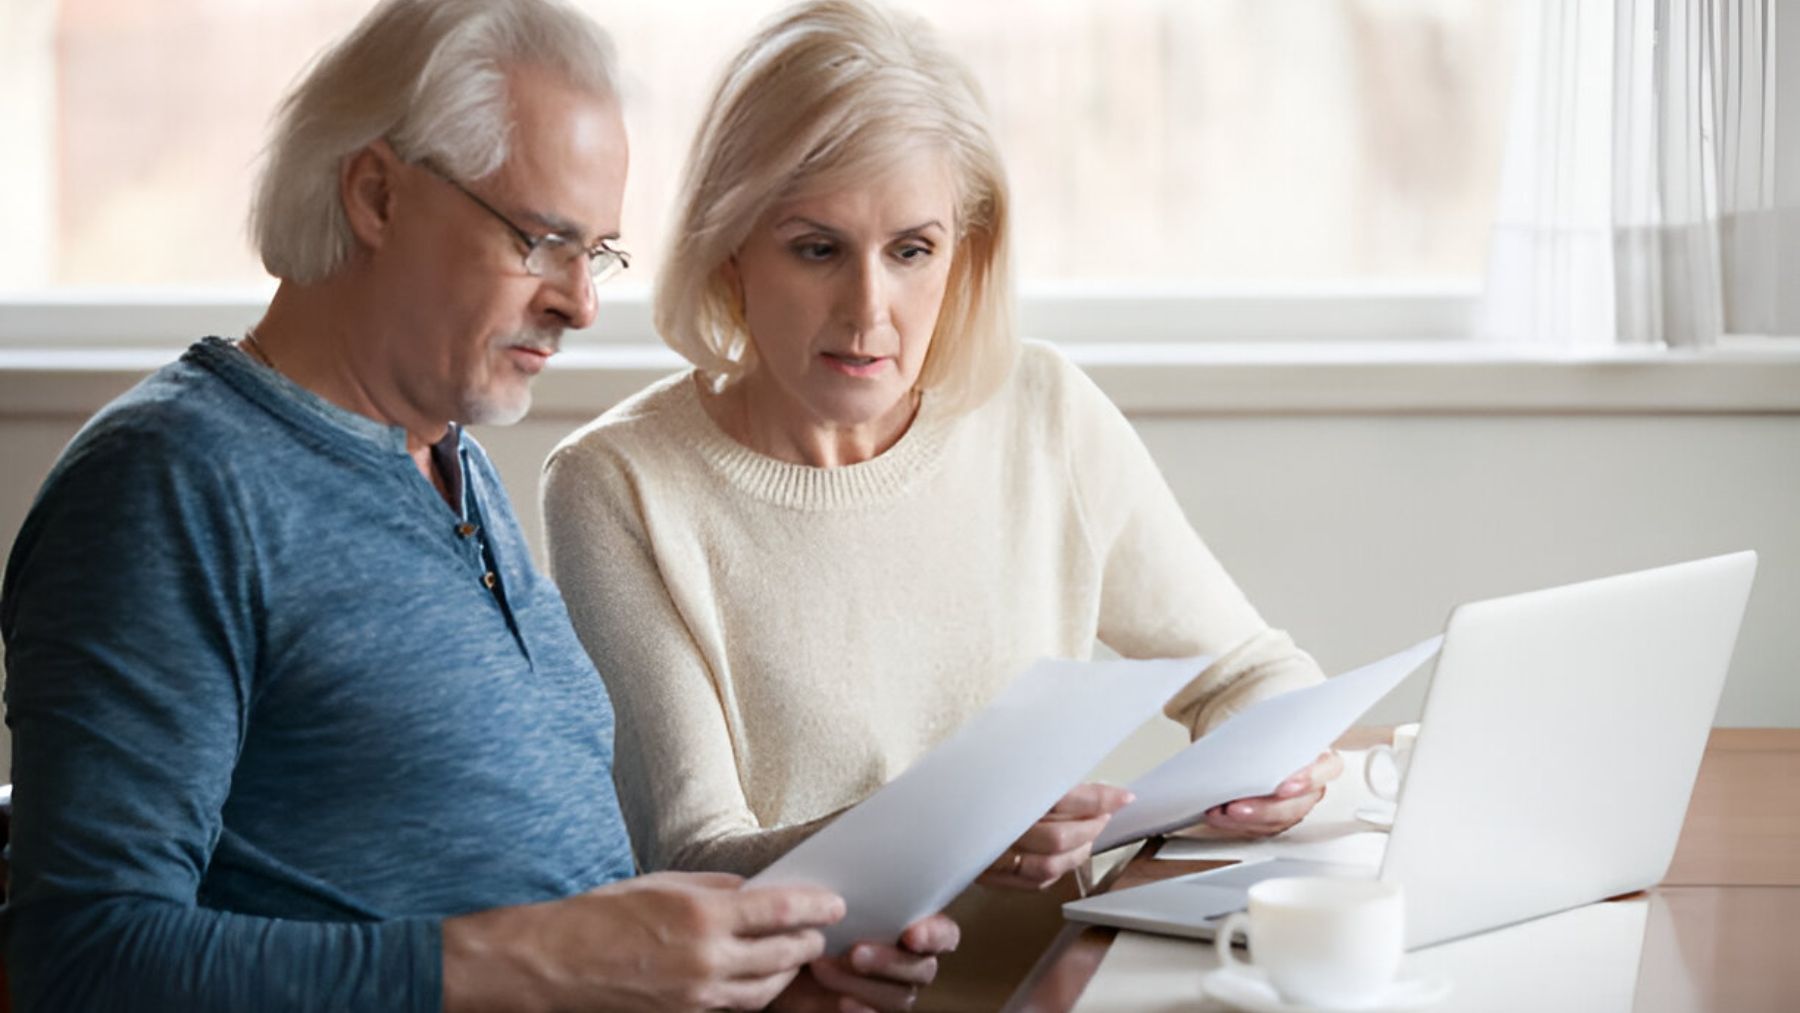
[656,0,1017,412]
[250,0,619,284]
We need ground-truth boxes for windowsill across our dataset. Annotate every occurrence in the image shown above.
[1053,338,1800,414]
[4,287,1796,415]
[3,338,1798,417]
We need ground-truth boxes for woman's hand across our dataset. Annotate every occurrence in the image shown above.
[773,913,960,1013]
[1200,750,1343,839]
[978,783,1136,891]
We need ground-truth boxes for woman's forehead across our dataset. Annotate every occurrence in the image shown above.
[768,151,960,230]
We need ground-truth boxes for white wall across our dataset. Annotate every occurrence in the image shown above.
[3,353,1798,784]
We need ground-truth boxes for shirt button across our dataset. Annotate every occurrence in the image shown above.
[482,571,498,589]
[456,523,478,538]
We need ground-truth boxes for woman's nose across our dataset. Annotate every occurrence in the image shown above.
[842,254,888,334]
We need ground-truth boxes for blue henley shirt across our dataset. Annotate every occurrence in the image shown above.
[2,337,636,1011]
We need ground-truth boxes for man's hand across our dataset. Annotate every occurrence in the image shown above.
[977,783,1135,891]
[442,870,844,1012]
[774,913,960,1013]
[1201,750,1343,839]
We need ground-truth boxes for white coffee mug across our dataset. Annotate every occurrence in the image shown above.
[1214,876,1405,1007]
[1362,722,1421,803]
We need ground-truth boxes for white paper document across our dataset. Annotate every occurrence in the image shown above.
[1093,635,1443,853]
[749,653,1212,953]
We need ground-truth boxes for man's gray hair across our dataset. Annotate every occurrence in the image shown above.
[250,0,620,284]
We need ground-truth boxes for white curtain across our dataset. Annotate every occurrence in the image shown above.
[1479,0,1799,347]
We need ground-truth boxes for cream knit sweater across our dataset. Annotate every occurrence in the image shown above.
[542,341,1324,875]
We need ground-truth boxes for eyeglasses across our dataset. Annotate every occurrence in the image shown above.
[417,162,630,285]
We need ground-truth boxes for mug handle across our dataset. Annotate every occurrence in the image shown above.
[1214,911,1253,972]
[1363,744,1399,802]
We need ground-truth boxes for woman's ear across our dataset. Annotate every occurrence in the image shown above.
[340,140,404,250]
[722,255,748,327]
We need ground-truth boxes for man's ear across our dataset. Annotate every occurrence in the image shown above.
[340,140,404,250]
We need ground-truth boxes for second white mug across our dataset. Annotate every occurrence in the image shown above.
[1362,722,1421,803]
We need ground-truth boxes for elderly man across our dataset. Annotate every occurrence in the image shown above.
[0,1,950,1010]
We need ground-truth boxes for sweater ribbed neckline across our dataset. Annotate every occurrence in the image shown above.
[669,372,956,512]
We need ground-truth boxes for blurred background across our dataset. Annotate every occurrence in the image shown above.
[0,0,1514,293]
[3,1,1796,785]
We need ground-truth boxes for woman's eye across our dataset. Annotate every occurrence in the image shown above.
[792,240,836,261]
[893,243,933,263]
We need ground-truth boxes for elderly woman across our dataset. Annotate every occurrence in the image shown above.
[544,0,1338,1007]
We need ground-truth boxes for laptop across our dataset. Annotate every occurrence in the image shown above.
[1064,551,1758,950]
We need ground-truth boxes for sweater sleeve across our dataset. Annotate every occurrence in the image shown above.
[0,426,439,1013]
[542,438,825,876]
[1045,346,1326,735]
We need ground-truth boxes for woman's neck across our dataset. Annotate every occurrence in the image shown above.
[699,375,920,469]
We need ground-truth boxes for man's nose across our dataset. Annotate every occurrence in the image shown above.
[540,260,598,331]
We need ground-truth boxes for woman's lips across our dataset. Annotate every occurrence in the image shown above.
[821,351,888,378]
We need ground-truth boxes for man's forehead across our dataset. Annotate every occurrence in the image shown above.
[503,64,626,163]
[496,70,628,242]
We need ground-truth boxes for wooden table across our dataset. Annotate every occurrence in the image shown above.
[1002,728,1800,1012]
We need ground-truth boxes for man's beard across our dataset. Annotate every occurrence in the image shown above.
[458,326,561,426]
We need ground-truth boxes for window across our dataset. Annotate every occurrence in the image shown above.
[1,0,1515,341]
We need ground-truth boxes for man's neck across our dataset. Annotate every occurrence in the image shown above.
[250,279,451,456]
[250,279,460,508]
